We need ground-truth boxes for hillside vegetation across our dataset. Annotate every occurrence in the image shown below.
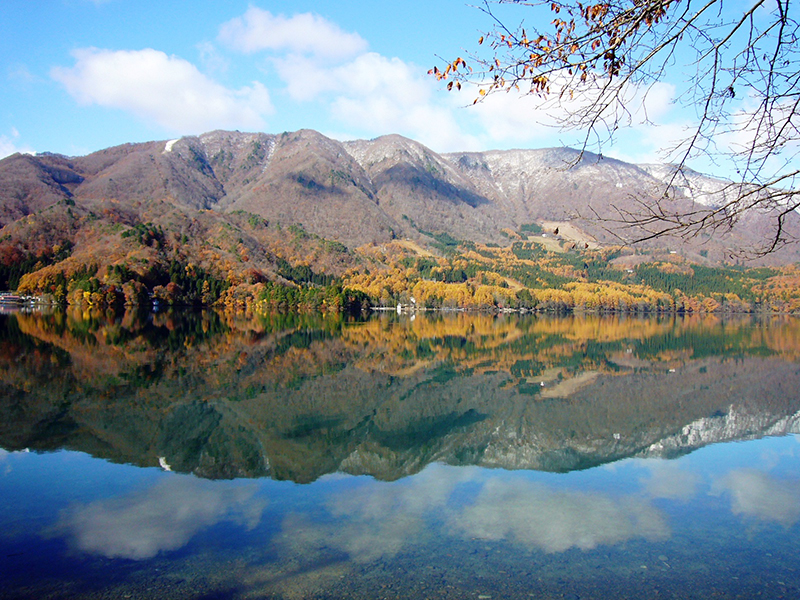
[2,129,800,314]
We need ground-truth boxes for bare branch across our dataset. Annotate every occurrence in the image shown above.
[434,0,800,255]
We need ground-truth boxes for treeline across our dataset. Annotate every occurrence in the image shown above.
[5,200,800,316]
[15,257,373,315]
[5,208,373,314]
[634,263,777,300]
[0,241,74,290]
[260,283,369,313]
[343,241,800,314]
[277,258,337,286]
[15,258,232,309]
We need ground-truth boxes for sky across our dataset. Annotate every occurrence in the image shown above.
[0,0,759,174]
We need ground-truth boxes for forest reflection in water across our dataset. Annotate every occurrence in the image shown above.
[1,309,800,599]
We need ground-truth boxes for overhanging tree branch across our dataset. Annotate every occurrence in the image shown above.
[432,0,800,256]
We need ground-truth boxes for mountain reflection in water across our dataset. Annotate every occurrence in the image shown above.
[2,310,800,599]
[1,310,799,481]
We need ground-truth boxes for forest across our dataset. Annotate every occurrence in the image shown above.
[5,205,800,315]
[341,239,800,314]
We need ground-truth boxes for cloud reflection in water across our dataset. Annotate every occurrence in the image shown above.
[715,469,800,527]
[280,466,670,562]
[51,476,266,560]
[455,477,670,553]
[278,466,474,563]
[640,461,700,501]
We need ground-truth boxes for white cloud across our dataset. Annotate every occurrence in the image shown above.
[7,63,39,87]
[197,41,229,76]
[612,121,691,165]
[215,8,479,150]
[468,90,568,146]
[715,96,800,183]
[453,63,702,161]
[44,8,693,159]
[635,81,678,123]
[50,476,266,560]
[51,48,273,133]
[454,477,670,553]
[464,78,682,158]
[218,7,367,61]
[274,52,480,151]
[0,128,34,159]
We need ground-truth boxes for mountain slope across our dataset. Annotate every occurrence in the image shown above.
[345,134,509,243]
[2,128,800,284]
[446,148,668,225]
[218,129,397,247]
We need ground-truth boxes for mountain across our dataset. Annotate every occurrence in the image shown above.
[2,129,799,264]
[5,128,800,315]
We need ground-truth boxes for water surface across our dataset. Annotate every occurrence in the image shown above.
[1,310,799,599]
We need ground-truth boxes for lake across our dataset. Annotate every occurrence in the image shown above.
[1,309,799,599]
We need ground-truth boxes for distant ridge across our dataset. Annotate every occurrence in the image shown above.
[2,128,800,266]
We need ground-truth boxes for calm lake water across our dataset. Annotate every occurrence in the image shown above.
[1,309,800,599]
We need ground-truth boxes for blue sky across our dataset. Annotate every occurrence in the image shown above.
[0,0,744,172]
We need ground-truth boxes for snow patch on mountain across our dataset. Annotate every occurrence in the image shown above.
[639,163,734,207]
